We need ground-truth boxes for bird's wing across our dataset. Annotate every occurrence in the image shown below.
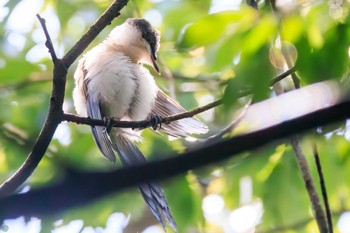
[150,89,208,138]
[86,94,116,162]
[83,78,116,163]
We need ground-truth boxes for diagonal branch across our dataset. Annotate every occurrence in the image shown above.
[0,0,130,198]
[313,144,333,232]
[0,98,349,218]
[0,16,66,198]
[61,0,129,68]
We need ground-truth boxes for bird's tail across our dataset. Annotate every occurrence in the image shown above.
[110,133,177,232]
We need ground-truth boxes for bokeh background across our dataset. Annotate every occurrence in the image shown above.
[0,0,350,232]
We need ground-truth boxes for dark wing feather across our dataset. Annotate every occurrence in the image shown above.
[151,89,208,138]
[86,88,116,163]
[110,134,177,231]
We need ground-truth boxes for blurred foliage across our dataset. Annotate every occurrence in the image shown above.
[0,0,350,232]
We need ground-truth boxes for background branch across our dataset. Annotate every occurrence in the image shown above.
[0,98,349,218]
[290,137,328,232]
[313,144,333,232]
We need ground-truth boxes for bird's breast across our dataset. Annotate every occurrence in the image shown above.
[85,50,157,121]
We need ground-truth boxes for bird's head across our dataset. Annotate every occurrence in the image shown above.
[108,18,161,73]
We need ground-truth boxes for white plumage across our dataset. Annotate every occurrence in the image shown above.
[73,18,208,231]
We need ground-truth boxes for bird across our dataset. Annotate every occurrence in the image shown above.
[72,18,208,231]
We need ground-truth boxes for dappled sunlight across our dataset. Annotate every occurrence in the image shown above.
[53,122,72,146]
[235,81,342,133]
[1,0,349,232]
[338,212,350,233]
[228,203,263,233]
[142,225,164,233]
[203,176,263,233]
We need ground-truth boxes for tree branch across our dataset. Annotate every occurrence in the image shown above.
[37,14,57,63]
[270,10,328,230]
[269,66,297,86]
[0,98,349,218]
[62,64,296,129]
[61,0,129,68]
[62,99,223,128]
[0,0,130,198]
[290,137,328,232]
[0,16,66,198]
[313,144,333,233]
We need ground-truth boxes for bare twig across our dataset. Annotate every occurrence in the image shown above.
[281,46,300,88]
[270,5,328,230]
[0,98,350,218]
[63,99,223,128]
[205,99,251,142]
[269,66,296,86]
[37,14,57,63]
[290,137,328,232]
[62,65,297,130]
[313,144,333,233]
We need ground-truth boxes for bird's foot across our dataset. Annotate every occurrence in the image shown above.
[150,115,162,130]
[103,117,113,133]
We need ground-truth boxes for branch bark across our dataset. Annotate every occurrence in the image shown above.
[290,137,328,232]
[313,144,333,233]
[0,98,349,218]
[62,99,223,128]
[0,15,66,197]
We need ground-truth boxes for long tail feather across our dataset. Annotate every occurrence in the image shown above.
[110,133,177,232]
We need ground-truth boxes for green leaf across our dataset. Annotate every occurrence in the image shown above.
[0,59,40,84]
[296,23,349,82]
[177,8,256,50]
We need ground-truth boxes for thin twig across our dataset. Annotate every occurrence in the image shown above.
[313,144,333,233]
[205,99,251,142]
[281,46,300,88]
[290,137,328,232]
[62,66,296,129]
[63,66,297,129]
[63,99,223,128]
[270,6,328,230]
[1,98,350,218]
[36,14,57,63]
[269,66,297,86]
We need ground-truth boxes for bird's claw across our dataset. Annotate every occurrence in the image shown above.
[150,115,162,130]
[103,117,113,133]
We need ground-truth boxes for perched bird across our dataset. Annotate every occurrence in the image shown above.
[73,18,208,231]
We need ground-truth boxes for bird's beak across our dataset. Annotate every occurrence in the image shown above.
[151,53,160,74]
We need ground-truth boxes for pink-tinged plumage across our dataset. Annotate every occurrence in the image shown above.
[73,18,208,232]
